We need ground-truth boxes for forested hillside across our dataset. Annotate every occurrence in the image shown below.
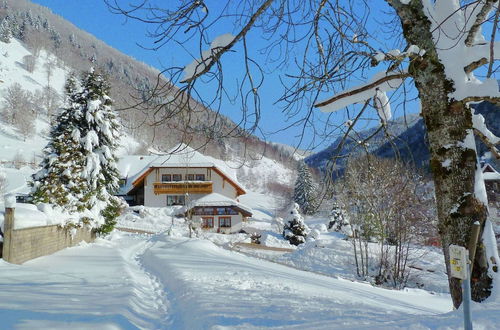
[0,0,299,194]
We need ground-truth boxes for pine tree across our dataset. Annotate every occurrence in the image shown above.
[31,69,122,232]
[0,19,12,43]
[283,203,310,246]
[78,69,122,233]
[327,202,351,236]
[293,161,316,215]
[31,75,89,212]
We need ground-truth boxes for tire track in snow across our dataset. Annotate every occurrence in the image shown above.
[119,234,171,328]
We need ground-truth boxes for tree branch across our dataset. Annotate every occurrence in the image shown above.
[180,0,274,84]
[474,128,500,159]
[487,4,500,77]
[464,57,488,74]
[314,73,409,108]
[465,0,498,47]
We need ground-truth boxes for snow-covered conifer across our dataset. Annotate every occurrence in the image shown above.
[0,19,12,43]
[31,74,89,212]
[327,203,352,236]
[31,69,122,232]
[77,68,122,233]
[293,161,316,215]
[283,203,310,246]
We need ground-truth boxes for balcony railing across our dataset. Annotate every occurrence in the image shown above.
[153,181,213,195]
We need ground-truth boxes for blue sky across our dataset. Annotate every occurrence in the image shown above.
[28,0,416,152]
[28,0,354,151]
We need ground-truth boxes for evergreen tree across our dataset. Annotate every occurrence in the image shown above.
[0,19,12,43]
[293,161,316,215]
[31,75,89,212]
[31,69,122,232]
[283,203,310,246]
[327,202,352,236]
[78,69,122,233]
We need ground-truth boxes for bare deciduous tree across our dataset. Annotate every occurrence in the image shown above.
[338,155,436,288]
[2,82,36,140]
[106,0,500,307]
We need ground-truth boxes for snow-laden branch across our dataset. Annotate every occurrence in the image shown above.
[465,0,498,47]
[422,0,500,100]
[182,33,235,81]
[472,111,500,159]
[374,89,392,124]
[180,0,273,83]
[314,71,407,112]
[371,45,426,66]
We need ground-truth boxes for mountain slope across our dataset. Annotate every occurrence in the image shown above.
[0,0,299,195]
[306,103,500,173]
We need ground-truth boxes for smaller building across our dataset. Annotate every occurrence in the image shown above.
[183,193,252,234]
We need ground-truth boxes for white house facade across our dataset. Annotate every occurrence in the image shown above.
[117,145,252,233]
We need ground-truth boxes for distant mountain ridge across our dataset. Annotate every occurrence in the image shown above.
[306,103,500,173]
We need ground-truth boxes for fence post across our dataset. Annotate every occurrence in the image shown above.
[3,200,15,263]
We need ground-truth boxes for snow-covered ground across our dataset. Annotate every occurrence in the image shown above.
[1,230,500,329]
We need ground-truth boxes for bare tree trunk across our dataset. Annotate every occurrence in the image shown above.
[353,232,361,277]
[390,0,493,308]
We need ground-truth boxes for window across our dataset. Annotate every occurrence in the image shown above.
[214,207,238,215]
[186,174,195,181]
[167,195,185,206]
[203,207,214,214]
[202,217,214,228]
[172,174,182,181]
[195,174,205,181]
[161,174,171,182]
[219,216,231,228]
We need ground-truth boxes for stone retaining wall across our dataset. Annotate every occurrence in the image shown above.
[2,207,96,264]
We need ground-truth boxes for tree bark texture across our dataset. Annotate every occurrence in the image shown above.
[389,0,493,308]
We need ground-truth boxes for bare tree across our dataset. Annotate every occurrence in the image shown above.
[2,82,36,139]
[34,86,61,120]
[106,0,500,307]
[338,155,436,288]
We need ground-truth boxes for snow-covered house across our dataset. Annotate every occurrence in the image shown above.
[183,193,253,234]
[117,145,252,233]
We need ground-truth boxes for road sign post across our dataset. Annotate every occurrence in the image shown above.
[449,244,472,330]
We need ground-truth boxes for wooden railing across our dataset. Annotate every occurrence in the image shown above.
[153,181,213,194]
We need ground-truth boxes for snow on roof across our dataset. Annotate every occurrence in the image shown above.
[187,193,253,215]
[116,155,157,195]
[484,171,500,181]
[117,155,157,178]
[482,164,500,181]
[117,144,245,194]
[151,144,216,168]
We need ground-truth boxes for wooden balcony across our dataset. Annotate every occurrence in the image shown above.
[153,181,213,195]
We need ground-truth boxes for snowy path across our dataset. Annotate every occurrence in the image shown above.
[141,235,453,329]
[3,232,499,329]
[0,233,169,329]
